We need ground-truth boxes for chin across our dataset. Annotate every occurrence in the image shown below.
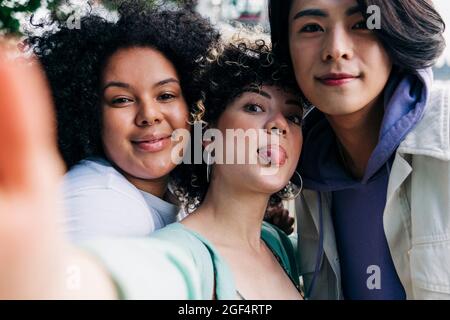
[130,162,175,180]
[312,97,366,116]
[252,176,289,195]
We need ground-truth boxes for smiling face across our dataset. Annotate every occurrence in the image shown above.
[213,85,303,195]
[101,47,190,182]
[288,0,392,116]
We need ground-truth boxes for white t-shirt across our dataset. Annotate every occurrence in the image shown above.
[62,157,180,242]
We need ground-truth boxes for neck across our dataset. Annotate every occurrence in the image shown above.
[187,173,270,250]
[123,173,169,199]
[326,96,384,179]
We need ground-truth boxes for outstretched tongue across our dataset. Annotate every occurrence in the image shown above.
[258,145,286,166]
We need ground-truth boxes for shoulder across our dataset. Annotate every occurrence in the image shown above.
[420,83,449,127]
[65,158,132,191]
[415,83,450,132]
[430,82,450,106]
[399,83,450,160]
[262,222,293,255]
[63,157,144,203]
[425,83,450,123]
[151,224,213,262]
[150,223,219,298]
[261,221,284,243]
[62,158,153,240]
[81,237,203,299]
[262,222,299,283]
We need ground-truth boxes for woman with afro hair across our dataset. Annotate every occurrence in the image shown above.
[0,35,306,299]
[26,1,220,242]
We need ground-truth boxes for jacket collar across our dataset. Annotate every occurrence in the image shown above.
[398,85,450,161]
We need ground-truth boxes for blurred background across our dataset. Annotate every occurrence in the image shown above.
[198,0,450,82]
[0,0,449,82]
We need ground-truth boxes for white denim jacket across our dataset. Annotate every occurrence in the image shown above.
[296,84,450,300]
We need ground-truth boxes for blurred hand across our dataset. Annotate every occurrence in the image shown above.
[0,39,66,299]
[264,202,295,235]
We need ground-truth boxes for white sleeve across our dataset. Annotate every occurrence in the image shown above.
[62,187,156,243]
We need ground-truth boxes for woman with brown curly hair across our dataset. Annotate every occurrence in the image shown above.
[0,37,305,299]
[27,2,220,242]
[147,39,305,299]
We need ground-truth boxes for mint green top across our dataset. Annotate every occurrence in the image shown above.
[83,221,299,300]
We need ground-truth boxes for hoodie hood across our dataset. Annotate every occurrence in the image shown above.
[299,68,433,192]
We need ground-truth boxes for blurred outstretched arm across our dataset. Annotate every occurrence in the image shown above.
[0,40,116,299]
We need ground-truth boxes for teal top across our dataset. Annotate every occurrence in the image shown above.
[83,221,300,300]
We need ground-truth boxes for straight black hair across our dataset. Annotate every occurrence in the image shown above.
[269,0,446,72]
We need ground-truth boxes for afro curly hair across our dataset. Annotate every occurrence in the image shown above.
[172,36,303,212]
[26,0,220,169]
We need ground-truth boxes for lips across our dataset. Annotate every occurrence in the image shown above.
[317,73,360,86]
[131,134,172,153]
[258,145,287,166]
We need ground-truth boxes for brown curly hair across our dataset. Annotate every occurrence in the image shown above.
[172,36,303,212]
[26,0,220,170]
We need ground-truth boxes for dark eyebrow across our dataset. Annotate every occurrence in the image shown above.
[102,78,179,92]
[155,78,180,88]
[293,5,362,20]
[243,88,272,100]
[293,8,328,20]
[346,5,362,16]
[102,81,130,92]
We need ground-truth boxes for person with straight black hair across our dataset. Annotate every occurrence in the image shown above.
[269,0,449,299]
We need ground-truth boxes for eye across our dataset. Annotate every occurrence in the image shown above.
[287,114,303,126]
[244,103,264,113]
[352,20,369,30]
[158,93,176,101]
[300,23,324,33]
[111,97,133,106]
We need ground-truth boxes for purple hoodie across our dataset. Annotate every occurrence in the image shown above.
[299,68,433,300]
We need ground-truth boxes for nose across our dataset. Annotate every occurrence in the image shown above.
[135,99,164,127]
[321,25,354,62]
[265,112,289,137]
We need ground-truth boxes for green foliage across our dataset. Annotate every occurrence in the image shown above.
[0,0,192,35]
[1,0,41,34]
